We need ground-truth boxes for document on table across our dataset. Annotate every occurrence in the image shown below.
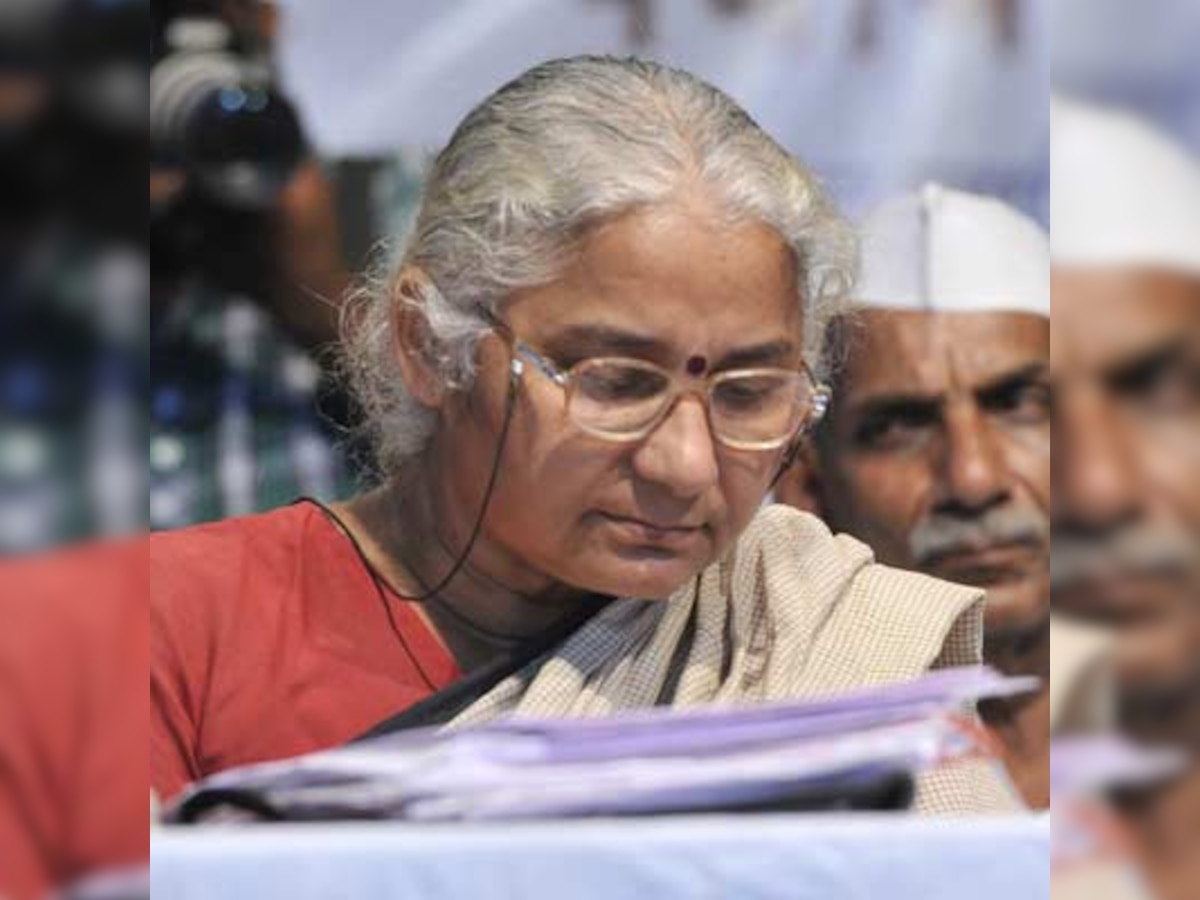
[169,666,1035,823]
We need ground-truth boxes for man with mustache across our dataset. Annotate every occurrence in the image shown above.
[776,184,1053,806]
[1052,98,1200,900]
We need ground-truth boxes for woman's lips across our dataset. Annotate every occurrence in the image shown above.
[597,512,707,550]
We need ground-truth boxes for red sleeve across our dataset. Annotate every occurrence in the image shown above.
[150,601,201,801]
[149,533,213,802]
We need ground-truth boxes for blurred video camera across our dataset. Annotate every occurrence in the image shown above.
[151,0,307,296]
[152,0,303,210]
[0,0,310,291]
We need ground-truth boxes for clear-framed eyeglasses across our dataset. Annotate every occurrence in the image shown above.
[488,318,832,451]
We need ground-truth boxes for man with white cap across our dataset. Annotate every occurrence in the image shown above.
[1052,99,1200,900]
[776,184,1054,807]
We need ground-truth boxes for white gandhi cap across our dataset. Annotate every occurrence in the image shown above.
[1052,98,1200,277]
[855,183,1050,318]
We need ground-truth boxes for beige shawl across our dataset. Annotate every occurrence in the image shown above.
[452,505,1021,814]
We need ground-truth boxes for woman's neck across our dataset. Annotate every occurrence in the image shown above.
[333,474,603,669]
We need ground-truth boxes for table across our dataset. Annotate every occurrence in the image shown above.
[151,815,1049,899]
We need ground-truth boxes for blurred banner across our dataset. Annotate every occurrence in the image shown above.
[276,0,1050,221]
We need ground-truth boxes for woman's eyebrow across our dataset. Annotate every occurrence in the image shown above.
[542,327,797,368]
[715,340,798,370]
[543,325,668,359]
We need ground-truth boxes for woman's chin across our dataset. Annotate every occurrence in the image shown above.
[577,550,707,600]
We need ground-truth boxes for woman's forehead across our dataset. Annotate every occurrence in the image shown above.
[503,202,803,357]
[530,318,803,370]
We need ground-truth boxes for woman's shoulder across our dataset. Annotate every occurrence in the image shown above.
[739,504,986,672]
[150,503,317,570]
[149,502,335,620]
[744,503,983,603]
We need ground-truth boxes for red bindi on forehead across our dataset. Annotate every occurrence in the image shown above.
[685,355,708,376]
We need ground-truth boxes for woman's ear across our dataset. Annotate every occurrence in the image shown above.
[773,438,828,517]
[390,266,448,410]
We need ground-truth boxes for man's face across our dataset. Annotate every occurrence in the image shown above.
[1052,269,1200,613]
[1052,268,1200,698]
[801,310,1052,638]
[430,198,804,601]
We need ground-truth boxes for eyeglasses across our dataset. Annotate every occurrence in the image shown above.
[488,319,831,451]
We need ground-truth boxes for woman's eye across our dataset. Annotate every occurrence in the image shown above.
[580,367,666,401]
[714,380,775,411]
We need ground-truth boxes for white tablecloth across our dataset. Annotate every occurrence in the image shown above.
[151,814,1049,900]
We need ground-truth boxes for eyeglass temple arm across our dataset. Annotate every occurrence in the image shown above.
[810,384,833,423]
[513,340,568,385]
[478,306,566,387]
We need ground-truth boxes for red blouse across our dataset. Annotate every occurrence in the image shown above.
[151,502,461,801]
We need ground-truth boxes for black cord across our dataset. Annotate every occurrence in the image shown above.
[296,359,526,685]
[768,433,805,491]
[300,495,442,691]
[403,362,523,604]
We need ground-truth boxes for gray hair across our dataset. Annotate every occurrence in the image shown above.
[341,55,857,477]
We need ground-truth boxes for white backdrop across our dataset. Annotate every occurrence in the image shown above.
[277,0,1049,221]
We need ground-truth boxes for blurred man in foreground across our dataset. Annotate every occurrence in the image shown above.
[776,184,1053,806]
[0,544,149,899]
[1052,98,1200,900]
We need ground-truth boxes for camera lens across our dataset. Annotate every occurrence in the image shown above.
[151,48,304,208]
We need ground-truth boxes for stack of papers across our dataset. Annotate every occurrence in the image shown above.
[169,666,1034,824]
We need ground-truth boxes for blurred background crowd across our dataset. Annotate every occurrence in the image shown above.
[3,0,359,552]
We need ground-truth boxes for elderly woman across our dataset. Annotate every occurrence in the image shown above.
[151,56,1012,811]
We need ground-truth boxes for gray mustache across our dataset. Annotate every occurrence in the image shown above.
[1050,527,1195,590]
[910,506,1049,567]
